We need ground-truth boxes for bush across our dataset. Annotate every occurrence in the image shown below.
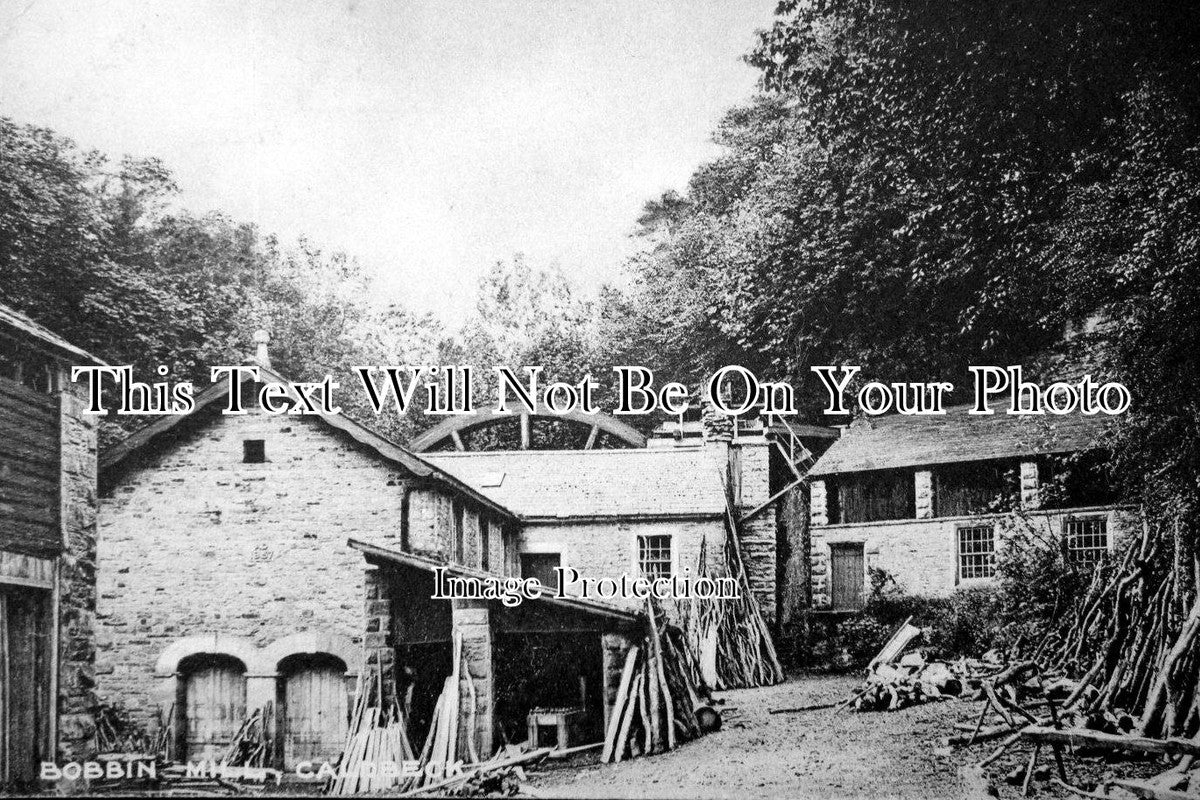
[804,568,1009,670]
[805,510,1103,671]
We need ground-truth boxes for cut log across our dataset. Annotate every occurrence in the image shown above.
[1021,726,1200,757]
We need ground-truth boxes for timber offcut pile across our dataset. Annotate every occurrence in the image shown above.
[602,601,714,762]
[327,651,416,795]
[848,618,998,712]
[329,632,551,797]
[679,469,785,691]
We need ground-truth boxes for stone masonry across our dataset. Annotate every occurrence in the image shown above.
[58,377,100,766]
[98,408,405,731]
[809,463,1139,602]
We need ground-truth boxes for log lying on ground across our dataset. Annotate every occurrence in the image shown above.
[1021,726,1200,757]
[820,619,1002,714]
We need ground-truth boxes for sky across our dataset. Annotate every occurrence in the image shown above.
[0,0,773,322]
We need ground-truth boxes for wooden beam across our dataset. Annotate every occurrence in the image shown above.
[520,413,531,449]
[585,424,600,450]
[739,478,805,525]
[1021,726,1200,757]
[450,430,466,451]
[1106,778,1198,800]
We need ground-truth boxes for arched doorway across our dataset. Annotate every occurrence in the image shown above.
[278,653,349,768]
[178,654,247,762]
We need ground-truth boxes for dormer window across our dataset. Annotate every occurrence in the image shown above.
[243,439,266,463]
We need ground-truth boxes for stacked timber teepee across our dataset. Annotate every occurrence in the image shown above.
[679,468,785,690]
[602,601,707,762]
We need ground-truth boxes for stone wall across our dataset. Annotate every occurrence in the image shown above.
[452,600,493,756]
[57,377,100,763]
[733,440,777,624]
[509,437,779,624]
[516,518,725,613]
[809,488,1139,604]
[95,407,506,732]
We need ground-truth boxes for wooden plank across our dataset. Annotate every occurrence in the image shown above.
[830,544,865,610]
[0,456,58,484]
[0,469,57,498]
[601,646,639,763]
[1021,726,1200,757]
[0,380,59,420]
[0,517,62,559]
[613,672,643,762]
[1,592,9,784]
[0,420,59,463]
[0,393,58,426]
[0,479,58,514]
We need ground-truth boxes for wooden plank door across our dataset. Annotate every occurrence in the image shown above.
[830,543,865,610]
[1,589,50,789]
[283,660,347,768]
[184,658,246,762]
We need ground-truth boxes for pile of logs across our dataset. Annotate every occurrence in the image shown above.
[1033,519,1200,741]
[678,470,785,691]
[602,601,711,763]
[936,516,1200,796]
[771,620,999,715]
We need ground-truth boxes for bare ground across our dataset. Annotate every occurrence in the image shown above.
[527,674,982,800]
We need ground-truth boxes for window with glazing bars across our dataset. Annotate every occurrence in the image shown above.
[1064,517,1108,565]
[637,535,673,580]
[958,525,996,580]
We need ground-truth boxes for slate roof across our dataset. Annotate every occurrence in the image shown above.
[100,362,518,521]
[0,302,105,366]
[809,399,1113,476]
[424,448,727,520]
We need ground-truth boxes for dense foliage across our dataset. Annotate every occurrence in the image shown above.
[612,1,1200,410]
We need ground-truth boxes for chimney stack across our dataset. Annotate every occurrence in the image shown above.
[252,329,271,369]
[701,387,734,444]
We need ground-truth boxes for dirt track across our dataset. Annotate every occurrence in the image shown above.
[528,674,981,800]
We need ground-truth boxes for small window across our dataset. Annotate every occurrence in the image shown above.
[637,534,673,580]
[480,522,490,572]
[242,439,266,463]
[957,524,996,581]
[520,552,561,589]
[1064,517,1108,565]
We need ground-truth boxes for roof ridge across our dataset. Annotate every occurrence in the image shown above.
[99,362,519,521]
[424,447,706,457]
